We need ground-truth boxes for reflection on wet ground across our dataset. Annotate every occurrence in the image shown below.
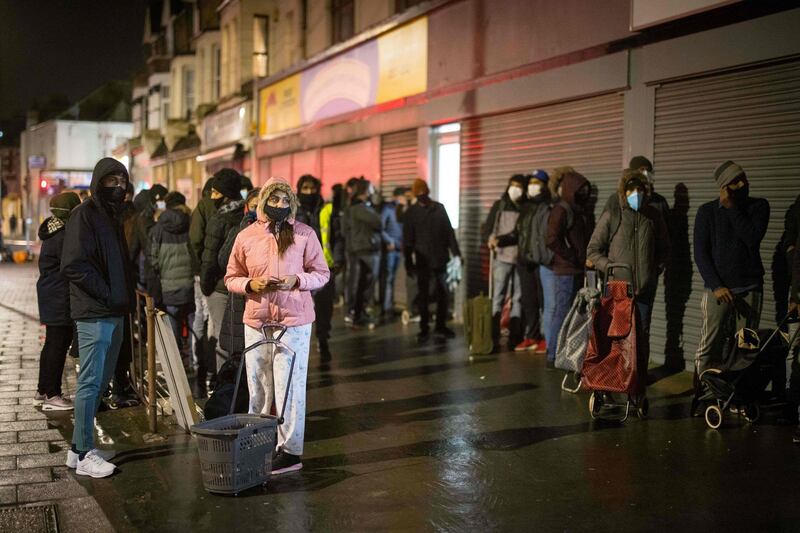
[59,320,800,532]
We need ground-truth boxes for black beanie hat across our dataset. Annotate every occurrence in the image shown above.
[91,157,129,188]
[213,168,243,200]
[165,191,186,209]
[150,184,168,202]
[628,156,653,173]
[202,177,215,197]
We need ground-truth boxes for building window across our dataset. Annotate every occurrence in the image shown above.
[183,67,195,119]
[212,44,221,101]
[332,0,354,44]
[222,25,230,95]
[253,15,269,78]
[162,85,170,126]
[396,0,425,13]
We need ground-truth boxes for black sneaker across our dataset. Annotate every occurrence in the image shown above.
[433,327,456,340]
[271,450,303,475]
[417,331,430,344]
[793,427,800,445]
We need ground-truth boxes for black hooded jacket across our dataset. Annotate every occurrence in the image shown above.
[37,217,71,326]
[200,199,245,296]
[60,158,135,320]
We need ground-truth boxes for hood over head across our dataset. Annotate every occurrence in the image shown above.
[617,169,650,206]
[557,170,589,207]
[257,177,298,224]
[158,207,191,233]
[90,157,129,215]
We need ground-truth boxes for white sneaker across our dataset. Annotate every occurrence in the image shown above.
[66,448,117,469]
[42,394,73,411]
[75,450,116,478]
[33,392,45,406]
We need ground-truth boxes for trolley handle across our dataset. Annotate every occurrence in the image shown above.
[603,263,634,298]
[229,322,297,424]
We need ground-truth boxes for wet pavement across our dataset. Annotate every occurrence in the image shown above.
[67,323,800,531]
[2,262,799,532]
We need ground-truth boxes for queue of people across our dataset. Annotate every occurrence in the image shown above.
[33,152,800,480]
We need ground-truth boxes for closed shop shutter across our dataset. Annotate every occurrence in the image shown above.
[380,129,418,200]
[321,138,380,196]
[651,58,800,368]
[292,149,321,189]
[270,154,292,183]
[459,92,625,299]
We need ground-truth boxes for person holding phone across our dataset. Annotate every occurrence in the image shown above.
[224,177,330,475]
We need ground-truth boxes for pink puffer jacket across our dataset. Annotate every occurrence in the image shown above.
[224,214,330,329]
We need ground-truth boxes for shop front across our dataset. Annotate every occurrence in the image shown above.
[199,102,252,180]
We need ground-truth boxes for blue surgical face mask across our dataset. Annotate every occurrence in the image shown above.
[626,191,643,211]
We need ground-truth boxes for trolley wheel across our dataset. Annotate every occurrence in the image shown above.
[637,397,649,419]
[705,404,723,429]
[401,310,410,325]
[744,403,760,423]
[589,391,603,419]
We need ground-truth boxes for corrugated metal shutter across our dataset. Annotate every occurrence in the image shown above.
[651,58,800,368]
[380,129,418,199]
[459,92,625,298]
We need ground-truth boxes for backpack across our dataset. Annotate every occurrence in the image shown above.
[527,201,573,266]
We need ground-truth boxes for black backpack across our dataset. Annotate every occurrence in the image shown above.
[202,356,249,420]
[527,200,573,266]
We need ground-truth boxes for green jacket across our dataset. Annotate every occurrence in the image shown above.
[150,208,195,306]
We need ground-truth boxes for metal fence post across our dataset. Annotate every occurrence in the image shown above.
[145,294,157,434]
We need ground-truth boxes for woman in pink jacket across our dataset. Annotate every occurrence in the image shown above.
[225,177,330,475]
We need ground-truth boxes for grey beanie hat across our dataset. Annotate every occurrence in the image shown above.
[714,160,746,189]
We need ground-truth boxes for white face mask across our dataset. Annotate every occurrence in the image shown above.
[528,183,542,198]
[156,200,166,211]
[508,185,523,201]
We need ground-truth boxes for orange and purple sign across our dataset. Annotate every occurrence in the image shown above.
[259,17,428,138]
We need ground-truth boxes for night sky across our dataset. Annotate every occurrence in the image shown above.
[0,0,147,123]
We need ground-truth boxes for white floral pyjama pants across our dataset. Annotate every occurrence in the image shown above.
[243,323,311,456]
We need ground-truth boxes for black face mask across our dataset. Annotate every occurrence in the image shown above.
[98,186,126,205]
[264,205,291,223]
[731,184,749,204]
[297,193,320,210]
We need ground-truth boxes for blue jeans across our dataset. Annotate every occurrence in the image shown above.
[381,250,401,312]
[73,317,124,451]
[540,266,579,362]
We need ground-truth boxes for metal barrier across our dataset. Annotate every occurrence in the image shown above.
[131,290,158,433]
